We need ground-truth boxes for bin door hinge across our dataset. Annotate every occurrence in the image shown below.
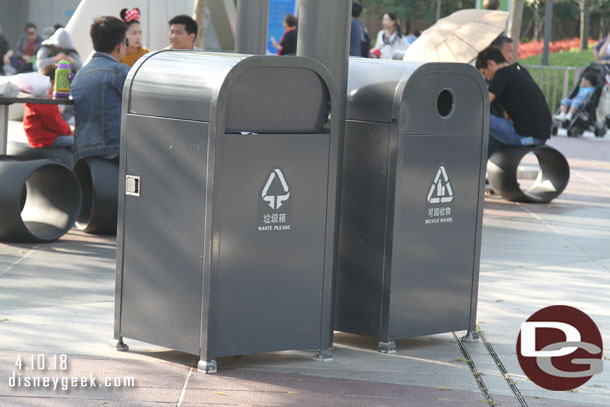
[126,175,140,197]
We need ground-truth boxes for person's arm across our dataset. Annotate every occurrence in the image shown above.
[34,104,72,136]
[599,37,610,61]
[373,30,383,50]
[114,65,130,96]
[51,51,79,68]
[349,19,362,56]
[35,46,53,71]
[3,49,13,65]
[488,69,508,107]
[68,51,82,71]
[14,36,25,59]
[270,36,281,51]
[0,37,9,60]
[47,109,72,136]
[594,42,602,61]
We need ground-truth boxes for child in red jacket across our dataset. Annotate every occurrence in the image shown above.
[23,64,73,148]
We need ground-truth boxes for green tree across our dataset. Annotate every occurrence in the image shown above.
[522,0,610,42]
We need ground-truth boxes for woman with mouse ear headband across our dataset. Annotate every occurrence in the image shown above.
[119,7,151,67]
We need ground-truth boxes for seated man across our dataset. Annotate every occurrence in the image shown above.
[167,15,201,50]
[476,47,551,157]
[71,16,129,160]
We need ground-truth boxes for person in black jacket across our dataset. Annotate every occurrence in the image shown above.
[0,24,13,75]
[476,47,551,157]
[271,14,297,55]
[349,2,368,57]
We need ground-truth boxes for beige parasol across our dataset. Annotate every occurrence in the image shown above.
[403,9,509,64]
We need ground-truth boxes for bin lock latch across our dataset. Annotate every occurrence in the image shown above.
[126,175,140,197]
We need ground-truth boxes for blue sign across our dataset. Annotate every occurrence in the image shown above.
[267,0,297,55]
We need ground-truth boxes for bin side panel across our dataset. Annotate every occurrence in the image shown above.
[119,116,208,355]
[388,134,482,339]
[210,134,330,357]
[335,121,391,338]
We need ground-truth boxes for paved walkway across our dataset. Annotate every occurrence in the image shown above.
[1,127,609,406]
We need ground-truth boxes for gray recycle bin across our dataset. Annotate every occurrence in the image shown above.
[335,59,488,352]
[113,51,340,373]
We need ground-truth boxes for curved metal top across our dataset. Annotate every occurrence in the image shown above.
[127,51,248,122]
[346,58,423,123]
[126,50,336,134]
[346,58,488,135]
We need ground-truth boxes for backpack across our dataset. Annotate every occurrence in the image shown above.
[361,25,371,58]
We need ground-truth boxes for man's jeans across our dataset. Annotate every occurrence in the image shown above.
[51,135,74,148]
[489,114,545,157]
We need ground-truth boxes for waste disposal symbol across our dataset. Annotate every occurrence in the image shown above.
[262,169,290,210]
[427,166,454,204]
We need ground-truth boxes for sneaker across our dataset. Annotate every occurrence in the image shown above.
[565,112,573,121]
[554,112,566,121]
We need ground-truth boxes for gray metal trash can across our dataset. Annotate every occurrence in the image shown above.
[113,51,340,373]
[335,59,488,352]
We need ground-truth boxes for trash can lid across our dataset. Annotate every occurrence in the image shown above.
[126,51,337,134]
[346,58,488,135]
[346,58,423,124]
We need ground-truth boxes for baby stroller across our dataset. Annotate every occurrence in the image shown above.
[551,63,610,138]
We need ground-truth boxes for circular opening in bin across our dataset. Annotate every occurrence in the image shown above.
[20,164,81,241]
[437,89,454,118]
[74,160,93,228]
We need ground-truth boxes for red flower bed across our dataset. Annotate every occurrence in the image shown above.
[518,37,598,59]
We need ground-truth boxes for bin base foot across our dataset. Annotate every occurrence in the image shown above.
[110,338,129,352]
[378,341,396,354]
[197,359,217,374]
[314,349,333,362]
[461,330,480,342]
